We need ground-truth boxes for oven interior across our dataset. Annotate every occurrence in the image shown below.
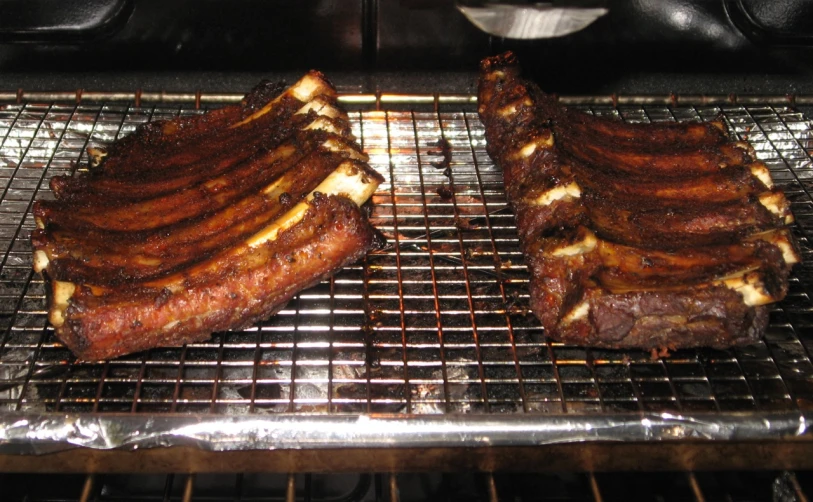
[0,0,812,499]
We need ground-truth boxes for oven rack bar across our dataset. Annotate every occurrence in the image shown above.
[0,90,809,108]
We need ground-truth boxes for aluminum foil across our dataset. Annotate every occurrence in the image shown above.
[0,411,808,454]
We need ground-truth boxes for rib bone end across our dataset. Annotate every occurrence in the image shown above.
[50,280,76,328]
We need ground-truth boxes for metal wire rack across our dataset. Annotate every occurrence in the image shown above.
[0,93,811,456]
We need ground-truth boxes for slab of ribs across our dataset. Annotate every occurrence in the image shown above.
[478,52,800,351]
[32,72,384,360]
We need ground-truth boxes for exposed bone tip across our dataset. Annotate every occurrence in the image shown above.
[561,300,589,325]
[749,228,800,265]
[321,138,366,160]
[303,117,342,135]
[551,228,597,257]
[295,98,342,119]
[87,147,108,169]
[49,280,77,328]
[246,160,381,249]
[749,163,773,189]
[512,134,555,160]
[232,72,336,129]
[714,268,775,307]
[292,73,334,102]
[758,190,791,219]
[33,250,50,273]
[531,181,582,207]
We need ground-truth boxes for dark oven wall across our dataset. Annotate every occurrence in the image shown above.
[0,0,812,95]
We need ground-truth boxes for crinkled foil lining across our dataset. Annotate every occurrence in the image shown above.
[0,411,807,454]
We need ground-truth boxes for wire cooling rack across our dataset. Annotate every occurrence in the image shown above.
[0,96,810,451]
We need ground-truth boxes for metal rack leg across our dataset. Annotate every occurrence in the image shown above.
[182,474,195,502]
[589,473,603,502]
[687,472,706,502]
[78,473,96,502]
[486,473,499,502]
[286,473,297,502]
[389,473,399,502]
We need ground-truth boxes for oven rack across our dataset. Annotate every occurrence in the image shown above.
[0,92,810,470]
[3,470,811,501]
[1,90,813,109]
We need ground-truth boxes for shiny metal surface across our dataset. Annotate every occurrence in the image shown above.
[0,411,808,454]
[0,97,810,453]
[456,3,608,39]
[0,91,811,107]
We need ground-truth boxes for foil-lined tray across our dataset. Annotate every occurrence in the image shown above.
[0,97,810,453]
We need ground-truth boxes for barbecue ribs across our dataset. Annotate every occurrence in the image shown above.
[32,72,384,360]
[478,52,799,350]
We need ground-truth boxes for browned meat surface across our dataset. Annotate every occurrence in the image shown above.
[478,52,799,351]
[32,72,384,360]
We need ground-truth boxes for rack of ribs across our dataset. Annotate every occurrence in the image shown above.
[478,52,800,351]
[32,72,384,360]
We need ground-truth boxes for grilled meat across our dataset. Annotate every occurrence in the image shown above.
[478,52,799,350]
[32,72,384,360]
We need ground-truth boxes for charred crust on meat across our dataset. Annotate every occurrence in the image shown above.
[241,80,287,114]
[154,288,172,308]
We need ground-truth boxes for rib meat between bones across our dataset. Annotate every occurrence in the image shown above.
[478,52,799,350]
[32,72,384,360]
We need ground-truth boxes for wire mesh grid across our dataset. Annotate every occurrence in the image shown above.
[0,98,811,419]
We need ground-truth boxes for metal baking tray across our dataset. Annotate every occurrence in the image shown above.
[0,91,810,462]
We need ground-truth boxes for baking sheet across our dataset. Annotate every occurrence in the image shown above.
[0,98,810,452]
